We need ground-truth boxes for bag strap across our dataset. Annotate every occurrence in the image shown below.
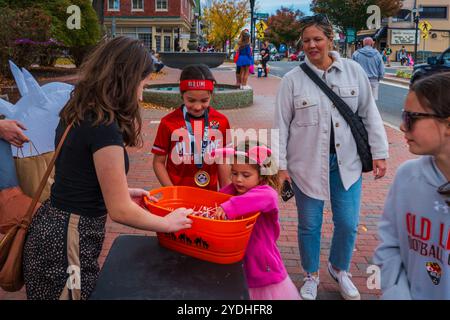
[22,123,73,223]
[299,63,357,124]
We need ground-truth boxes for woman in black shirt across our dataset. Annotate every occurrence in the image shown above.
[23,37,193,300]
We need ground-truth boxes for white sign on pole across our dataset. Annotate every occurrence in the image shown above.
[391,29,420,45]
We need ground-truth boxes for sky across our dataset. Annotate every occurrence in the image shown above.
[256,0,312,15]
[201,0,313,16]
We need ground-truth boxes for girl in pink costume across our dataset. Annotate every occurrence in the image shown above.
[211,142,301,300]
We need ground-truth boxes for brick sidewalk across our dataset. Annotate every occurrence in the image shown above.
[0,65,415,300]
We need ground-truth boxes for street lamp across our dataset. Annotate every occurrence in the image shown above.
[412,2,423,63]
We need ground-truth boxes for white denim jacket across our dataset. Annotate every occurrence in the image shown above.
[274,51,389,201]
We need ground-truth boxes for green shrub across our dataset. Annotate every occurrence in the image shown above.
[0,6,56,77]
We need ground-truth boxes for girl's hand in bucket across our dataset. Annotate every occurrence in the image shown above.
[165,208,193,232]
[212,207,226,220]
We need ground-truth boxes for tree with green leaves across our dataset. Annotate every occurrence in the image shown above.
[311,0,402,33]
[265,7,304,50]
[0,0,101,66]
[0,6,54,76]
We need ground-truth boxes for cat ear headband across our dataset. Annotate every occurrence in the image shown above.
[211,146,272,165]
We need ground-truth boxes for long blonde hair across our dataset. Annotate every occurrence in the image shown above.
[238,30,250,49]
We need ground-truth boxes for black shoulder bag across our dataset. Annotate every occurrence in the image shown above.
[300,63,373,172]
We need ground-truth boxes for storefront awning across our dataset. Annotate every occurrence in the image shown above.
[356,26,387,41]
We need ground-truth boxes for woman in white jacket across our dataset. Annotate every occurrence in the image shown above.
[274,14,389,300]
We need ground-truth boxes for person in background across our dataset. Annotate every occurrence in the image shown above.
[399,46,408,66]
[236,30,253,90]
[260,41,270,77]
[382,45,392,66]
[150,50,165,73]
[352,37,385,101]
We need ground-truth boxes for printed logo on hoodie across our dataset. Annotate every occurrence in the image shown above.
[426,262,442,285]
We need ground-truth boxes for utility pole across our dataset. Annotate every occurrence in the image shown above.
[250,0,255,55]
[413,0,420,63]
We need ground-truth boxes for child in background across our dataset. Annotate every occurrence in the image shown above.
[374,72,450,299]
[212,141,301,300]
[236,30,253,90]
[152,64,231,191]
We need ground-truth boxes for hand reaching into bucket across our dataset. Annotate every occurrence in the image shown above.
[212,206,226,220]
[164,207,193,233]
[129,188,158,208]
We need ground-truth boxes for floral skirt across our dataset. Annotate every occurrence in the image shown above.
[23,200,106,300]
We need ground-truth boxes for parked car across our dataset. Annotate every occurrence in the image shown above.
[288,51,305,62]
[411,46,450,84]
[270,53,282,61]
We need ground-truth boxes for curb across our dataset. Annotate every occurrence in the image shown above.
[382,76,410,86]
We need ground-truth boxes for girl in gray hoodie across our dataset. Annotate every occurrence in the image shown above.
[374,72,450,299]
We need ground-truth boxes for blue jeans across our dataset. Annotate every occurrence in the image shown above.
[292,154,362,273]
[0,138,18,189]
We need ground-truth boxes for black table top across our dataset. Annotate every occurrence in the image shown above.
[90,235,249,300]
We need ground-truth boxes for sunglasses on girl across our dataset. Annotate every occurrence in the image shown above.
[299,14,331,26]
[401,110,448,131]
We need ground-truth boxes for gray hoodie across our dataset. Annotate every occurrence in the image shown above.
[352,46,385,80]
[374,156,450,300]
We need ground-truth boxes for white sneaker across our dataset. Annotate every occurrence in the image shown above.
[244,85,252,90]
[300,273,320,300]
[327,262,361,300]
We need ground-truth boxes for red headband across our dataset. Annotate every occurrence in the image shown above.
[180,80,214,92]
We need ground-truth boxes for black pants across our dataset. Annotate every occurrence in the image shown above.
[261,59,268,76]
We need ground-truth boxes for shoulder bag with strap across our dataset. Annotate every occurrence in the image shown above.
[300,63,373,173]
[0,122,72,292]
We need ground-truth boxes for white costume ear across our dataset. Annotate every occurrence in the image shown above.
[21,68,51,106]
[9,60,29,97]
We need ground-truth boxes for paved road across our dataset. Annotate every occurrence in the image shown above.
[267,61,409,128]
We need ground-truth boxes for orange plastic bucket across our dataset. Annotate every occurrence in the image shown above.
[143,186,260,264]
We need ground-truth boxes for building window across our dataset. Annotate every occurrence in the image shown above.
[110,27,152,51]
[108,0,120,11]
[164,36,171,51]
[132,0,144,11]
[139,33,152,50]
[420,6,448,19]
[392,9,411,22]
[156,0,168,11]
[155,35,161,52]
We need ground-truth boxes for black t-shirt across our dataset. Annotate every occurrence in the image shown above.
[51,117,129,217]
[261,47,270,61]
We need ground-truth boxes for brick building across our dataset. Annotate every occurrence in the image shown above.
[103,0,196,52]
